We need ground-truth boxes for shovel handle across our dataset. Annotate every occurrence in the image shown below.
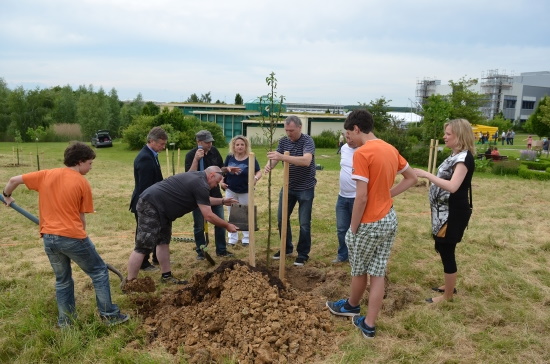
[1,194,123,281]
[0,194,39,224]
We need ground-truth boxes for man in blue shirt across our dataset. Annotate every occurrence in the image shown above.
[264,116,316,266]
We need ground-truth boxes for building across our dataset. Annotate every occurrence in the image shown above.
[416,70,550,123]
[158,99,348,142]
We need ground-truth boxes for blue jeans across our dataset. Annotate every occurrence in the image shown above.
[43,234,120,327]
[193,204,228,255]
[277,187,315,260]
[335,195,354,261]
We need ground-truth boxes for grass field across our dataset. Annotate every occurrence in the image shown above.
[0,138,549,363]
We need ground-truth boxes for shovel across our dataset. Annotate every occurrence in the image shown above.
[1,194,124,281]
[201,221,216,266]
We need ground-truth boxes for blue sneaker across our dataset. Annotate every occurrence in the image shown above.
[352,315,376,339]
[326,299,360,317]
[101,313,130,327]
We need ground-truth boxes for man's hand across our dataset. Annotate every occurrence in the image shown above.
[267,151,283,162]
[223,197,238,206]
[226,166,242,174]
[194,148,205,161]
[226,223,239,233]
[1,195,14,207]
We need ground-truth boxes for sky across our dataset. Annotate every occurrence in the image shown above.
[1,0,549,107]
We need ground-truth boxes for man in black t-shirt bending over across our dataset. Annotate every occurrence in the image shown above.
[125,166,238,284]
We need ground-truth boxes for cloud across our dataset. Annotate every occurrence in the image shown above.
[1,0,549,105]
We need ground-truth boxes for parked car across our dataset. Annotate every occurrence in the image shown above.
[91,130,113,148]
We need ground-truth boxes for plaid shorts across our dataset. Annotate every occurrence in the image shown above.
[346,207,397,277]
[135,199,172,254]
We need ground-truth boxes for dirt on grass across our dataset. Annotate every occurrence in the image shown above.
[125,260,347,363]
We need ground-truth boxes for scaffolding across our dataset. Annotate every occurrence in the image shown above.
[415,78,440,111]
[480,69,513,119]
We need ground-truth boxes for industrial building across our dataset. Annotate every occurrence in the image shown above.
[416,70,550,123]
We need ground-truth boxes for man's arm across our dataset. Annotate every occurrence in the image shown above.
[2,175,24,206]
[350,179,368,234]
[266,151,313,167]
[198,204,238,233]
[80,212,86,231]
[390,166,418,197]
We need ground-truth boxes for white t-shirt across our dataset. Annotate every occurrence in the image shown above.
[339,143,357,198]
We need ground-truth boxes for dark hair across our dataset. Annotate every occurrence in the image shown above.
[64,142,96,167]
[343,109,374,134]
[285,115,302,128]
[147,126,168,142]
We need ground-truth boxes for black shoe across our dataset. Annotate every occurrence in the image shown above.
[140,265,159,272]
[431,287,457,294]
[272,251,293,260]
[196,254,205,261]
[294,257,307,266]
[160,276,188,284]
[216,251,234,258]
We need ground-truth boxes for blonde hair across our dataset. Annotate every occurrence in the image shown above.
[228,135,251,155]
[444,119,476,155]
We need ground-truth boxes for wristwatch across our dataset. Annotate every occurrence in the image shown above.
[2,190,11,198]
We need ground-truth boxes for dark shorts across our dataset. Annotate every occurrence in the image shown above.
[135,199,172,254]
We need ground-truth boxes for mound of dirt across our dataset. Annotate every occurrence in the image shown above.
[130,260,341,363]
[123,276,156,293]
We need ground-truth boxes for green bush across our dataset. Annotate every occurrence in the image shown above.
[405,144,447,167]
[521,160,550,171]
[518,164,550,181]
[312,130,339,148]
[475,158,493,173]
[492,160,520,176]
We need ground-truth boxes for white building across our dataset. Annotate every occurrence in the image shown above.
[416,70,550,123]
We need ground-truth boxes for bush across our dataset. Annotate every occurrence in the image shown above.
[405,144,447,167]
[312,130,339,148]
[521,160,550,171]
[491,160,520,176]
[518,164,550,181]
[475,158,493,173]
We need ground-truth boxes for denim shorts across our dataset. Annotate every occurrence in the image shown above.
[346,208,397,277]
[135,199,171,254]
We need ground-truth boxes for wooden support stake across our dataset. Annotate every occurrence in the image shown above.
[431,140,439,175]
[248,152,256,267]
[427,139,434,188]
[279,151,290,281]
[177,148,181,174]
[165,149,170,176]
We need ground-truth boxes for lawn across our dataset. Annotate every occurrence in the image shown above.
[0,140,549,363]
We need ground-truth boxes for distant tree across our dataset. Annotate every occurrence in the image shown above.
[358,96,393,132]
[0,77,11,135]
[51,85,77,124]
[142,101,160,116]
[200,92,212,103]
[420,94,452,141]
[107,88,122,137]
[486,114,512,134]
[524,96,550,138]
[186,93,199,103]
[120,93,144,131]
[448,77,486,124]
[77,92,110,138]
[235,93,243,105]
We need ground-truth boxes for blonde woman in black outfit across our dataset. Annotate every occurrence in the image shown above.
[414,119,476,303]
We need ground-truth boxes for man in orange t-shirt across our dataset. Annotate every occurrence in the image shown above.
[2,142,129,328]
[326,110,417,339]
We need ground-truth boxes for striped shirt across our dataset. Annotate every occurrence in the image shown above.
[276,133,317,190]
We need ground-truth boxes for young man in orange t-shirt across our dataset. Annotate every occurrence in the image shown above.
[326,110,417,338]
[2,142,129,328]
